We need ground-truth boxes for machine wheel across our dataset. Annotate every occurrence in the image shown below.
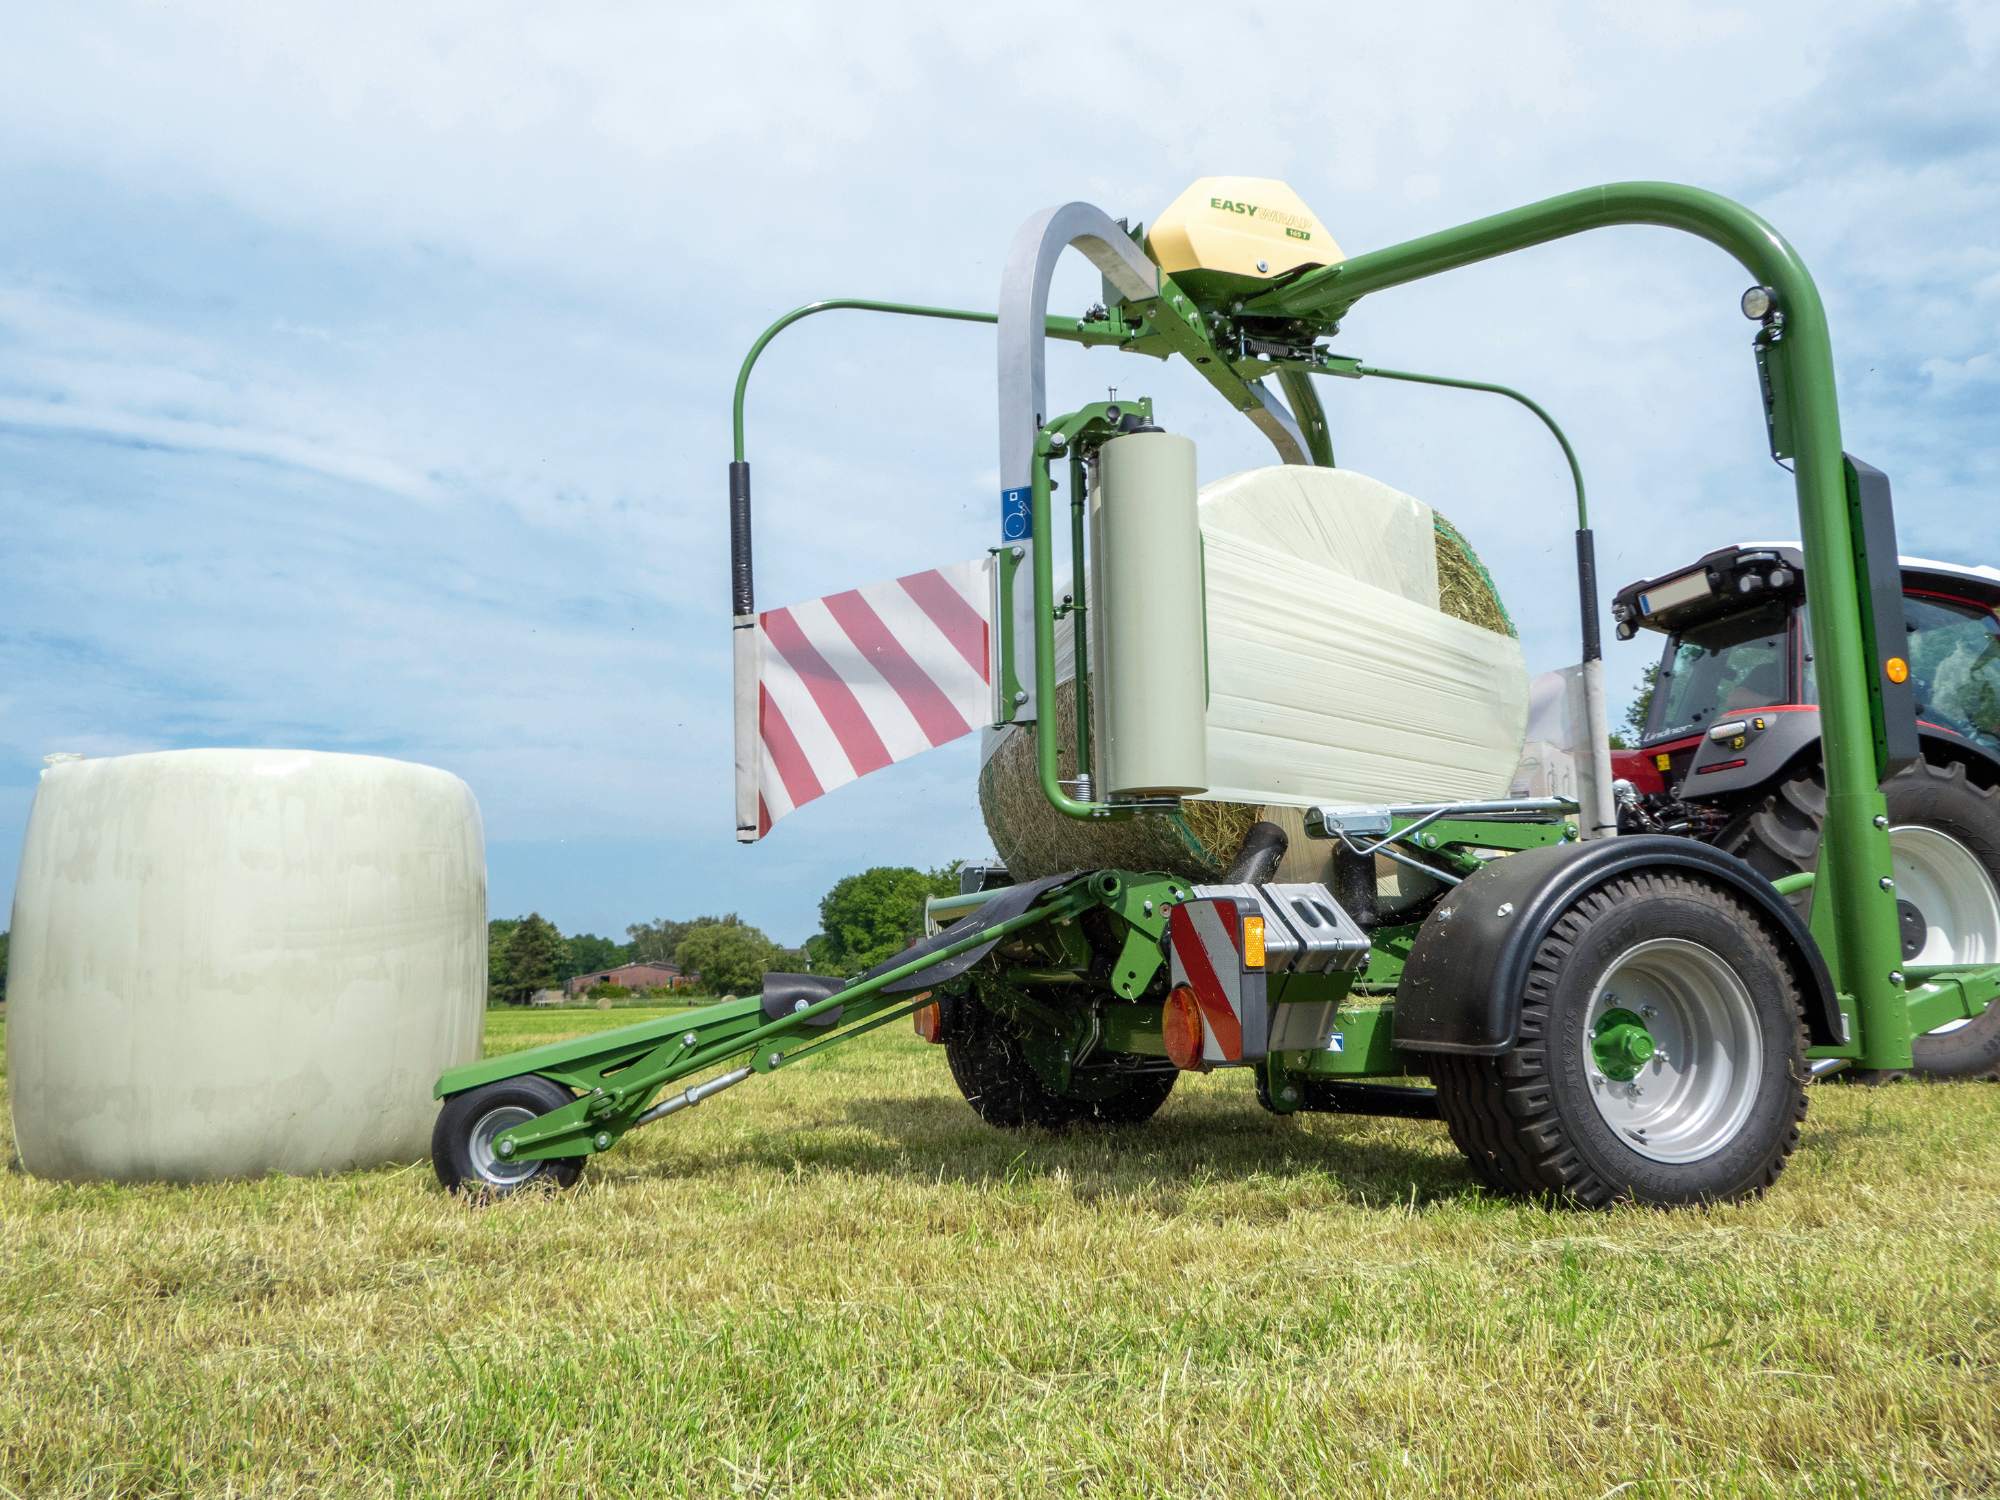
[1718,758,2000,1080]
[941,992,1177,1129]
[1429,872,1808,1206]
[432,1075,587,1197]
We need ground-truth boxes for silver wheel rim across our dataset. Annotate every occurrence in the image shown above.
[468,1105,539,1187]
[1586,938,1763,1165]
[1891,825,2000,1036]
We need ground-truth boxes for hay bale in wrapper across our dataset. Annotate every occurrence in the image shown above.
[978,678,1262,882]
[979,467,1526,885]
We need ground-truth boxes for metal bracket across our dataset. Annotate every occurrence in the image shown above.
[1304,805,1394,839]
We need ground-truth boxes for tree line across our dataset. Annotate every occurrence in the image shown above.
[486,863,961,1005]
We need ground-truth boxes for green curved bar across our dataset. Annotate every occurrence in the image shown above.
[1348,363,1587,530]
[1254,180,1903,1065]
[731,299,1120,461]
[1031,431,1105,820]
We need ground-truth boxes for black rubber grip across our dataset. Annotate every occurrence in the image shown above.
[729,461,754,617]
[1575,528,1602,663]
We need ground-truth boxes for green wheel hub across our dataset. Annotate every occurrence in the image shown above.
[1592,1007,1657,1082]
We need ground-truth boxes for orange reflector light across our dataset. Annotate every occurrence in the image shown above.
[1886,656,1910,684]
[1163,984,1206,1071]
[912,998,943,1044]
[1242,915,1265,969]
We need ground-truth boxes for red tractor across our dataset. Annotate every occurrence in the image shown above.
[1611,540,2000,1079]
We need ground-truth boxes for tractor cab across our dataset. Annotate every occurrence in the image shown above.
[1611,542,2000,818]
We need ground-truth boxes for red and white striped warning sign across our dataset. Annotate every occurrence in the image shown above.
[741,558,991,839]
[1168,897,1267,1064]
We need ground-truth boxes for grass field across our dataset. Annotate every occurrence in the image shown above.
[2,1006,1997,1498]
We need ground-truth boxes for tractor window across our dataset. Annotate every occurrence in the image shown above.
[1647,601,1793,741]
[1904,595,2000,751]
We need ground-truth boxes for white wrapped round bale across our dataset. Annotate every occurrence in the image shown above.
[6,749,486,1182]
[979,466,1527,883]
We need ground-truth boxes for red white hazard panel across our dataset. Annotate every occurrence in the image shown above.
[737,558,992,840]
[1168,897,1270,1064]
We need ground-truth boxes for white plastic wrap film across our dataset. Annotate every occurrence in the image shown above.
[982,465,1528,810]
[1525,666,1588,747]
[1521,665,1608,830]
[1197,465,1441,608]
[1200,525,1528,806]
[7,749,487,1182]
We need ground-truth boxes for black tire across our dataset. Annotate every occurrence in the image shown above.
[1429,872,1809,1206]
[941,991,1177,1129]
[432,1075,587,1197]
[1718,758,2000,1080]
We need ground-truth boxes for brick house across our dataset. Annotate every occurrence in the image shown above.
[565,960,700,997]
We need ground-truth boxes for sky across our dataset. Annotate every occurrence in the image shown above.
[2,2,1997,946]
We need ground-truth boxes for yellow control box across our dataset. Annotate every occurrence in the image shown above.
[1146,177,1342,282]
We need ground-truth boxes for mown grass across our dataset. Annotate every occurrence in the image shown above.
[2,1007,1996,1498]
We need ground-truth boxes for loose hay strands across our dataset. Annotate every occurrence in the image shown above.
[1434,514,1515,637]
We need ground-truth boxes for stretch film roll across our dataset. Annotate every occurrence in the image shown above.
[1091,431,1206,798]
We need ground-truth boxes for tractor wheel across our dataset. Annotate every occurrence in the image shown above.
[941,992,1178,1129]
[1429,872,1808,1206]
[1718,759,2000,1081]
[432,1075,587,1197]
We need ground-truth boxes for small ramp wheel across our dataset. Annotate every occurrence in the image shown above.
[432,1075,586,1197]
[1430,871,1808,1207]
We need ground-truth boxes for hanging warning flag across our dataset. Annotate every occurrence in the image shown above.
[736,558,992,840]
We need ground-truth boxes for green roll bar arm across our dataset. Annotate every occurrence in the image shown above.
[1247,181,1909,1066]
[1325,358,1618,837]
[1333,362,1587,529]
[731,298,1127,464]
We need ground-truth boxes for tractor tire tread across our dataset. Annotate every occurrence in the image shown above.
[1725,758,2000,1081]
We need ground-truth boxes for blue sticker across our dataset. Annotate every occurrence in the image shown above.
[1000,486,1032,541]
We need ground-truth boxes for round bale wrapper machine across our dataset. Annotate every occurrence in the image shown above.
[432,178,1998,1206]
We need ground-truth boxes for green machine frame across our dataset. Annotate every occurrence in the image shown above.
[439,180,1997,1176]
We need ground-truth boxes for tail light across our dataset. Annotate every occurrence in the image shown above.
[1163,984,1206,1071]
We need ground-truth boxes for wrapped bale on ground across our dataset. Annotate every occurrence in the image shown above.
[978,465,1526,887]
[7,749,486,1182]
